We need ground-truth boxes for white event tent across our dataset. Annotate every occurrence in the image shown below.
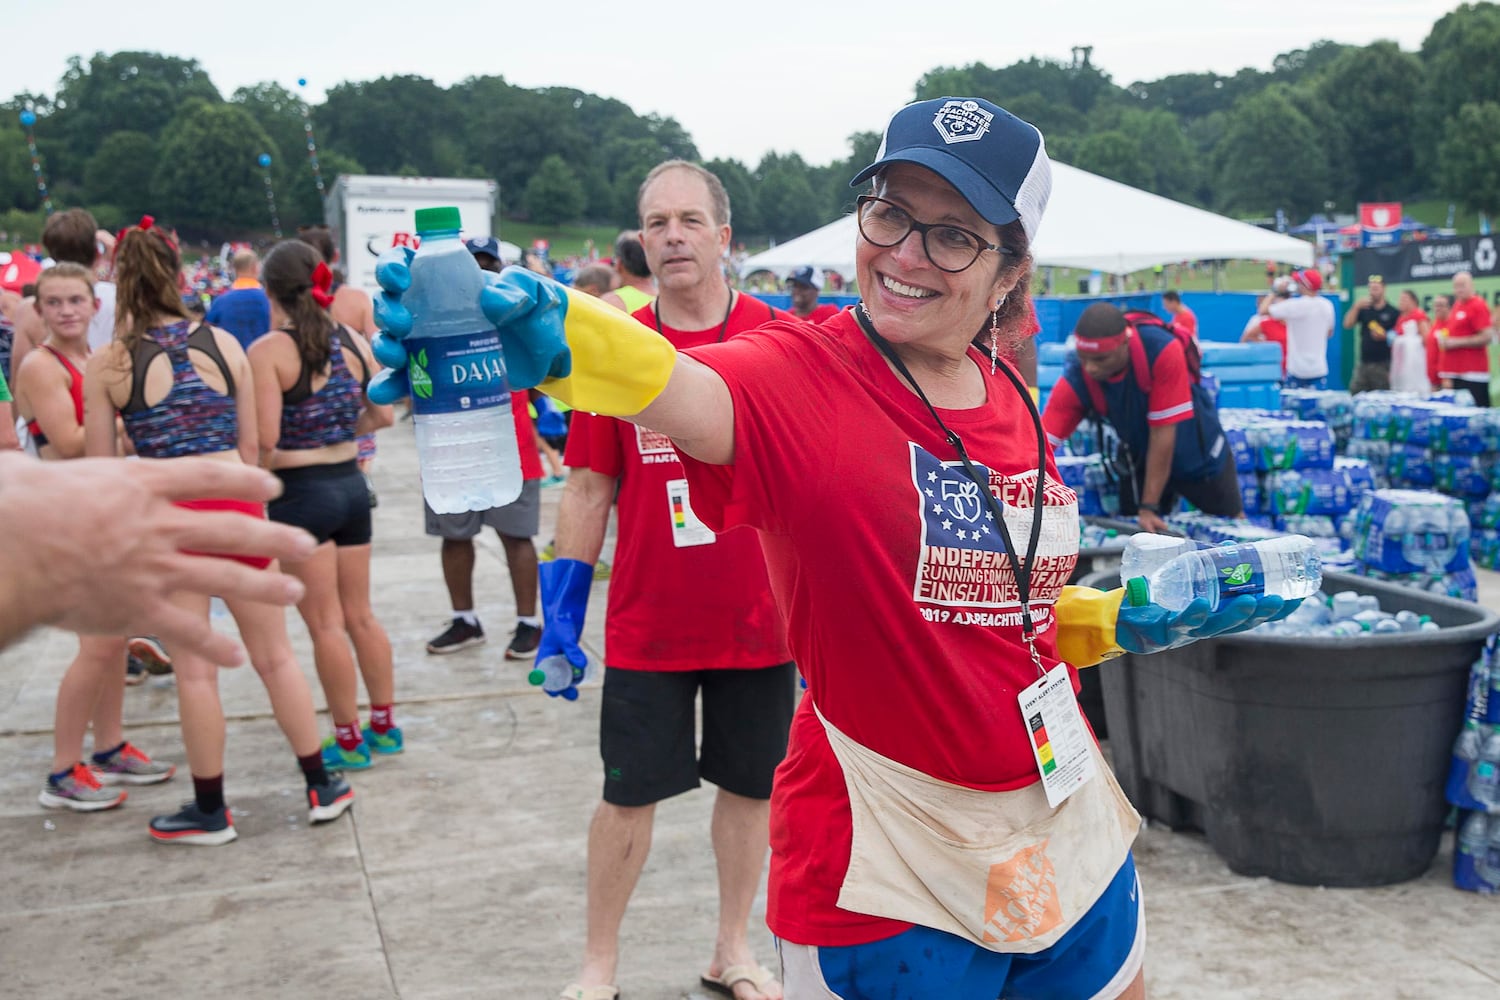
[739,161,1314,280]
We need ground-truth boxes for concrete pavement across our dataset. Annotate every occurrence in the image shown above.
[2,426,1499,1000]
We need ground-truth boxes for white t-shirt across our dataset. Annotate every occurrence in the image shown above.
[1269,294,1334,379]
[87,281,116,351]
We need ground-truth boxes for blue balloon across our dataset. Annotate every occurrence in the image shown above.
[258,153,272,168]
[18,109,35,127]
[297,78,307,87]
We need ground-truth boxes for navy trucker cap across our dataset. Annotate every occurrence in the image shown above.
[850,97,1052,240]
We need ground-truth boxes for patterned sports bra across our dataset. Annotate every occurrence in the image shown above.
[120,321,239,459]
[278,328,370,451]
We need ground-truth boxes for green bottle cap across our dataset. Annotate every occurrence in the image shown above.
[414,206,462,233]
[527,666,545,686]
[1125,576,1151,607]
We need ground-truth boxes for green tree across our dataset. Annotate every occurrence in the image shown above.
[1418,1,1500,172]
[83,131,157,217]
[1072,130,1151,189]
[151,103,277,233]
[521,155,585,225]
[49,52,220,178]
[754,153,822,240]
[1115,108,1200,199]
[1271,40,1351,83]
[706,159,760,237]
[320,75,463,176]
[1212,87,1330,217]
[1314,42,1423,201]
[0,122,42,211]
[1439,102,1500,218]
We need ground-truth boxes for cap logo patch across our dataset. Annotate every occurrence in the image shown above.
[932,99,993,144]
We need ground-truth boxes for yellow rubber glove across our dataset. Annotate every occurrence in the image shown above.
[1052,585,1127,667]
[537,286,678,416]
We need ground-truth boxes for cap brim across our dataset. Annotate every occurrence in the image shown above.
[850,147,1020,227]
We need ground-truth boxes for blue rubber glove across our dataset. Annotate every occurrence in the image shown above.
[534,394,568,438]
[530,558,594,700]
[1115,595,1301,655]
[365,250,573,406]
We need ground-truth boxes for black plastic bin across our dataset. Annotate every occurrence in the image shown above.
[1069,517,1148,738]
[1080,568,1500,887]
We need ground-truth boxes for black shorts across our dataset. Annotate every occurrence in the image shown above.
[267,460,373,547]
[1454,377,1492,408]
[599,662,797,807]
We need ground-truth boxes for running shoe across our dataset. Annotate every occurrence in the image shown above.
[361,725,405,755]
[92,742,176,786]
[426,617,485,654]
[593,559,611,581]
[541,474,567,488]
[307,774,355,824]
[505,622,542,660]
[39,763,127,812]
[127,636,174,675]
[539,540,556,562]
[149,802,237,846]
[320,735,372,771]
[125,654,147,687]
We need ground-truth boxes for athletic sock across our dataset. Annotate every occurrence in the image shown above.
[516,615,541,628]
[51,764,79,784]
[454,609,479,626]
[297,752,329,789]
[369,704,394,734]
[334,720,363,751]
[91,741,127,765]
[193,773,225,814]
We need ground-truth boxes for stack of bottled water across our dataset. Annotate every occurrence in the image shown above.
[1056,454,1119,517]
[1346,489,1476,599]
[1471,494,1500,570]
[1281,388,1354,448]
[1449,636,1500,893]
[1079,521,1127,552]
[1255,587,1440,638]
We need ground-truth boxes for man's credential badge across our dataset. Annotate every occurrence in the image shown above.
[932,99,993,144]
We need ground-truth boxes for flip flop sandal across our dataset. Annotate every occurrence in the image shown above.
[700,963,780,999]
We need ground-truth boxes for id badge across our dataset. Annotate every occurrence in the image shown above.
[1018,663,1096,808]
[665,478,715,548]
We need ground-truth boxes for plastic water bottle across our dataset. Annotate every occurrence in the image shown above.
[1119,532,1198,582]
[1454,812,1493,893]
[1395,609,1424,633]
[529,654,598,701]
[402,206,521,514]
[1488,642,1500,726]
[1125,535,1322,612]
[1330,591,1361,621]
[1447,720,1487,809]
[1470,725,1500,810]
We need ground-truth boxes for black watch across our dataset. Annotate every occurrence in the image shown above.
[1138,502,1161,514]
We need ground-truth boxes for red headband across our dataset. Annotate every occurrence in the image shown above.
[310,261,335,308]
[1074,331,1129,354]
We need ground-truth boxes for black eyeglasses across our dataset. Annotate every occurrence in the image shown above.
[855,195,1013,273]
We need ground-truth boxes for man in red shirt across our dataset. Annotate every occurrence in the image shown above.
[546,161,794,1000]
[1161,289,1197,340]
[1241,280,1291,373]
[785,265,842,324]
[1438,271,1495,405]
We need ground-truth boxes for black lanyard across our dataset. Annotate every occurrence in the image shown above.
[654,287,734,343]
[855,303,1051,661]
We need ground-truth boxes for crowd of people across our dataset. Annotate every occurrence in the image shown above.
[2,94,1423,1000]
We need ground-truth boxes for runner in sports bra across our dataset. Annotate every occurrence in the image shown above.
[250,238,399,773]
[21,262,177,813]
[84,217,353,845]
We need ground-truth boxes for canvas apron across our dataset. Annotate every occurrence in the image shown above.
[815,703,1141,953]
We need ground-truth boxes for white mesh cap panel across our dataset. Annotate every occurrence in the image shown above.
[1012,131,1052,243]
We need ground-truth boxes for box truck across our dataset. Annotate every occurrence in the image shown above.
[323,175,501,297]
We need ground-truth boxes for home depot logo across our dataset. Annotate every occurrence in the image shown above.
[982,840,1062,943]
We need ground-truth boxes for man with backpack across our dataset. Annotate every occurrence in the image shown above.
[1043,302,1240,532]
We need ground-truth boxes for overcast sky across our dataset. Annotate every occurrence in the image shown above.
[1,0,1461,167]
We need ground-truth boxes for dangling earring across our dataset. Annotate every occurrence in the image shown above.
[989,309,1001,374]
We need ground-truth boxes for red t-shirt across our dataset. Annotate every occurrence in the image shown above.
[512,390,542,481]
[1171,306,1198,340]
[676,309,1080,947]
[1039,336,1195,448]
[1439,295,1493,379]
[1259,318,1289,374]
[796,302,843,325]
[560,293,791,672]
[1426,313,1446,387]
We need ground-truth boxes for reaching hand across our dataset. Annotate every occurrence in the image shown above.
[534,394,569,439]
[365,249,573,406]
[1115,594,1299,655]
[531,558,595,700]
